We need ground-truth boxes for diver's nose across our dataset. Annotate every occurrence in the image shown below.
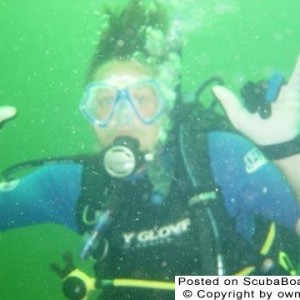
[113,98,133,126]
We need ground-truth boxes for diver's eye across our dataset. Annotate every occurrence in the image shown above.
[96,97,114,107]
[93,88,116,108]
[134,95,148,105]
[130,85,160,118]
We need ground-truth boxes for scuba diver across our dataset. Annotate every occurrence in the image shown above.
[1,1,300,299]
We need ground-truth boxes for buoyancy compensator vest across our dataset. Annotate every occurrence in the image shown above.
[1,77,298,300]
[74,97,299,280]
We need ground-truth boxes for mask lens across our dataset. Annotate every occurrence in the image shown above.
[85,85,117,125]
[81,80,164,127]
[129,82,161,121]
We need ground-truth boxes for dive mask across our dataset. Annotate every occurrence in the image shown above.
[80,79,164,127]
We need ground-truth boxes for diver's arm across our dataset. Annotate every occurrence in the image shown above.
[0,165,81,231]
[212,56,300,193]
[209,131,300,236]
[271,153,300,235]
[274,155,300,204]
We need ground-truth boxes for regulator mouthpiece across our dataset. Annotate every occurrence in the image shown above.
[103,137,152,178]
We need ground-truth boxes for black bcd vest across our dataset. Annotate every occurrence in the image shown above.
[75,105,299,280]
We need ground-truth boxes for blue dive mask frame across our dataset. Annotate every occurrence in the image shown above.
[80,79,165,127]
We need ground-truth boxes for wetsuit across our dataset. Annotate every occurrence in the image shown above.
[0,131,299,299]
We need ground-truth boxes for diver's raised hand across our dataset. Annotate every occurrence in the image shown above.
[0,106,17,128]
[212,55,300,146]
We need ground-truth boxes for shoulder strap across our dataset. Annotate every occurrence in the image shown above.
[178,119,231,275]
[75,153,108,234]
[174,100,232,195]
[178,121,216,194]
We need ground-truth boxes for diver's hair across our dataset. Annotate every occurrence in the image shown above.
[86,0,170,82]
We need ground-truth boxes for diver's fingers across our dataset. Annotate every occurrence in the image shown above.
[0,106,17,124]
[287,54,300,88]
[212,85,244,127]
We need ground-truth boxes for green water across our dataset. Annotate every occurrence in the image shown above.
[0,0,299,299]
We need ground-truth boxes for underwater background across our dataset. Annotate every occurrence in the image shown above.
[0,0,299,299]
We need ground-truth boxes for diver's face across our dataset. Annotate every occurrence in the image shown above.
[89,60,165,151]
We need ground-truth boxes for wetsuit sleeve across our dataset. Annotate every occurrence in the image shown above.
[208,131,300,239]
[0,164,82,232]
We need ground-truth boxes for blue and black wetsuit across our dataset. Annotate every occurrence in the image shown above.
[0,131,298,233]
[0,131,299,299]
